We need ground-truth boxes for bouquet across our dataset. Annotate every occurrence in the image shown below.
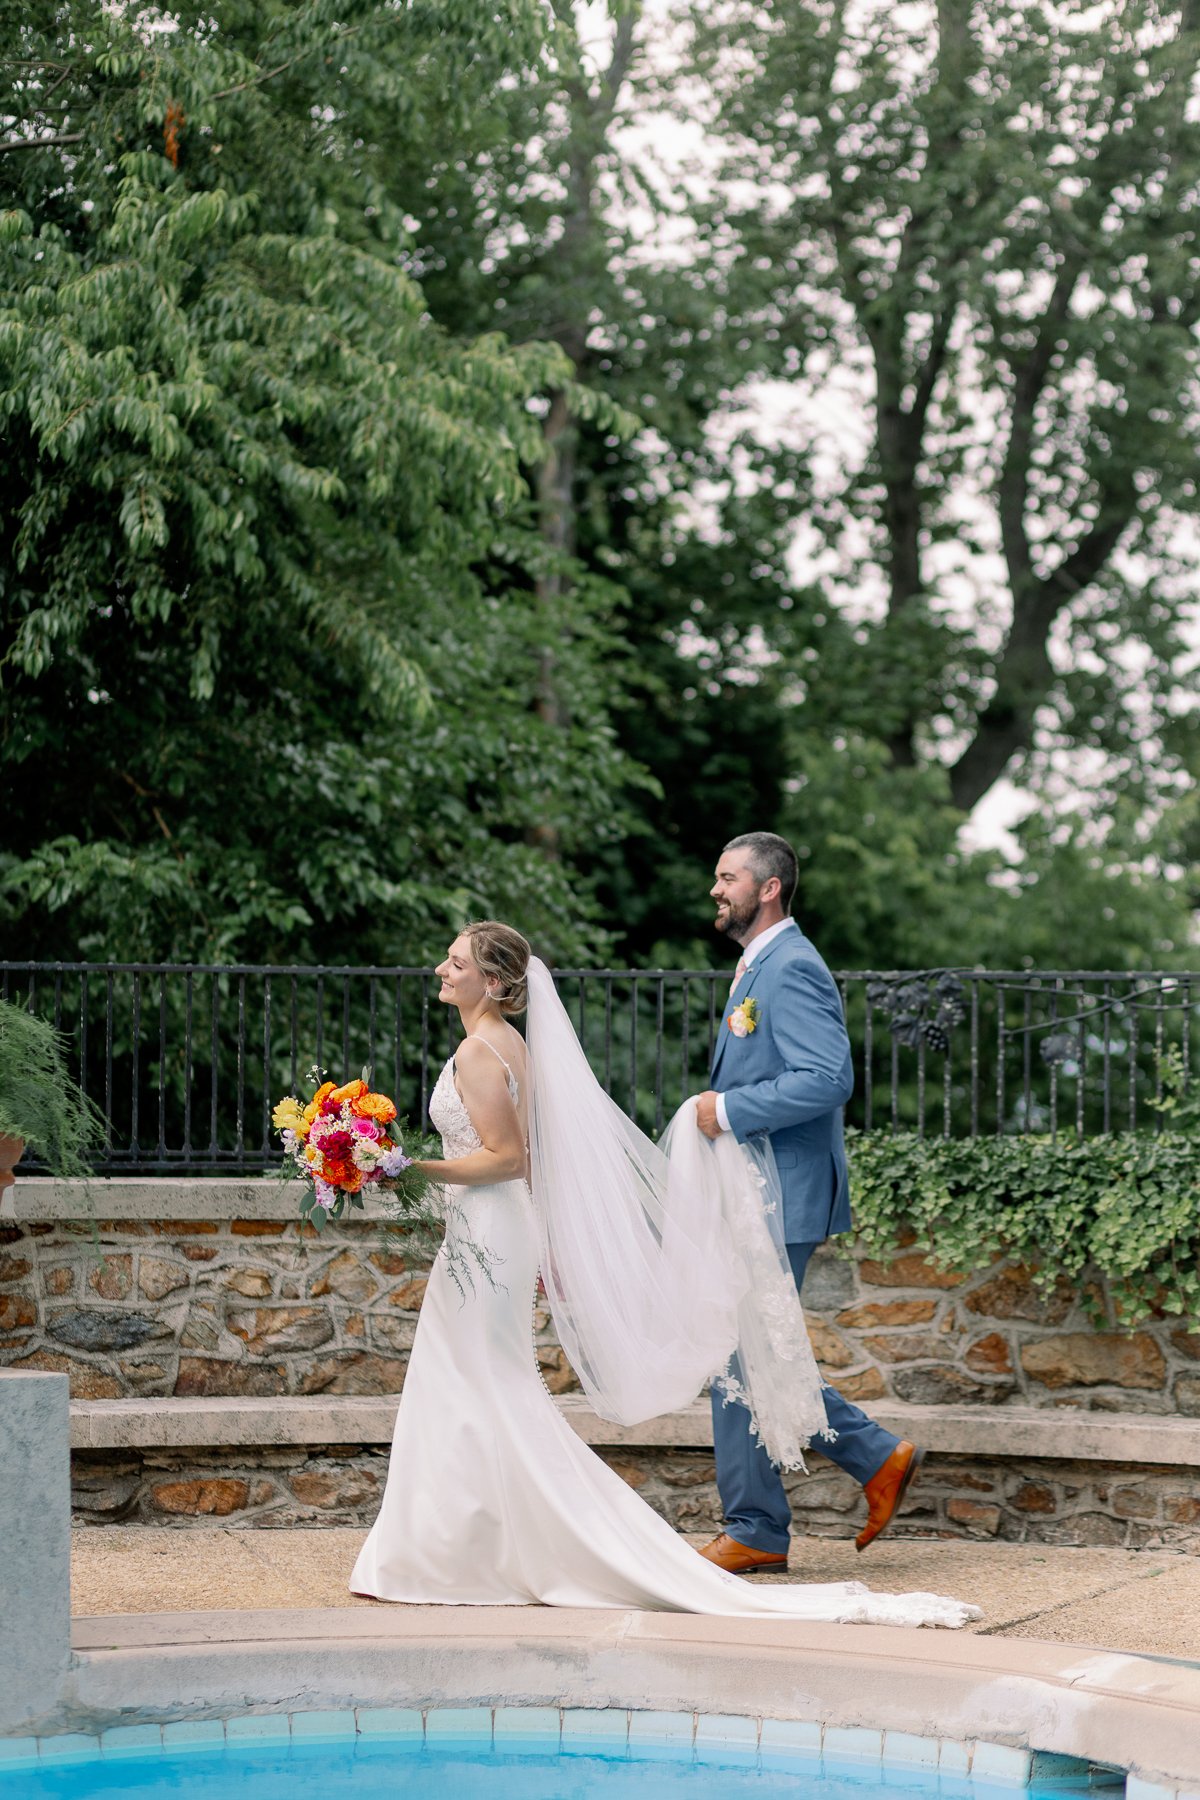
[273,1068,435,1235]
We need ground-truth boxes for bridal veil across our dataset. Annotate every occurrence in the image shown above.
[525,956,830,1470]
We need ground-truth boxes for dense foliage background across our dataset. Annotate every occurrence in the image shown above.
[3,0,1197,971]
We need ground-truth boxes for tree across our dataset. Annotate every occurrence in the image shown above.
[689,0,1200,820]
[0,0,637,964]
[371,0,1198,971]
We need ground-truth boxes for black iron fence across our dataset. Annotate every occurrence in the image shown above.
[2,962,1196,1175]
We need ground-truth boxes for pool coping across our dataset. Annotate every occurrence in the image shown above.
[4,1607,1197,1792]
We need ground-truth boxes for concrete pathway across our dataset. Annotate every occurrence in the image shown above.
[70,1528,1200,1660]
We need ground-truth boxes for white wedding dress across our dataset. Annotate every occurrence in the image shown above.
[350,1046,979,1628]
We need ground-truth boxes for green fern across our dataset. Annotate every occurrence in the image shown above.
[0,999,103,1180]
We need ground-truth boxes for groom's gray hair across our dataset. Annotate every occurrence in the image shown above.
[722,832,799,912]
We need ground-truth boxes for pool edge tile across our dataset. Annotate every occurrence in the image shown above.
[884,1731,941,1768]
[628,1709,694,1745]
[493,1706,561,1741]
[562,1708,630,1742]
[970,1741,1034,1784]
[824,1725,884,1765]
[938,1739,973,1776]
[695,1713,758,1747]
[355,1707,425,1737]
[224,1714,294,1742]
[424,1706,494,1740]
[1125,1781,1177,1800]
[0,1738,41,1764]
[36,1732,105,1762]
[288,1709,357,1739]
[99,1723,164,1754]
[761,1718,822,1754]
[160,1720,226,1748]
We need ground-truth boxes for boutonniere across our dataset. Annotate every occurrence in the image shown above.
[727,996,760,1038]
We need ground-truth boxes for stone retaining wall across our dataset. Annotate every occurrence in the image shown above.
[6,1201,1199,1548]
[68,1441,1200,1551]
[4,1214,1199,1416]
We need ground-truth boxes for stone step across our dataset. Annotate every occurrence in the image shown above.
[69,1393,1200,1464]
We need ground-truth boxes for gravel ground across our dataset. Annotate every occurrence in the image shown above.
[69,1527,1200,1659]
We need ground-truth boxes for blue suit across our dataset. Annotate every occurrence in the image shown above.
[711,920,899,1553]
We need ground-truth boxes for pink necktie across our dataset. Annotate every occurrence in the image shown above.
[729,957,748,997]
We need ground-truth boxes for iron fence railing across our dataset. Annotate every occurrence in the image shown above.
[1,962,1196,1175]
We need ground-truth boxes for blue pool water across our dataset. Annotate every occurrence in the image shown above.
[0,1734,1104,1800]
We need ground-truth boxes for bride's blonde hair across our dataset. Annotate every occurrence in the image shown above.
[461,920,531,1017]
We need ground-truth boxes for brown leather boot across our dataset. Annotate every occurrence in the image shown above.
[697,1532,789,1574]
[856,1441,926,1552]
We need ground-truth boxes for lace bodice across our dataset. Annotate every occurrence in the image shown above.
[429,1050,519,1161]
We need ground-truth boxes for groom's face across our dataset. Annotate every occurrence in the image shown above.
[711,851,765,944]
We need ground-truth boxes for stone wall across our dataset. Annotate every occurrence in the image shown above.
[69,1441,1200,1551]
[3,1214,1198,1416]
[5,1199,1198,1549]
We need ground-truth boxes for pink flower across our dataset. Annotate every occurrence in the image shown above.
[351,1117,381,1139]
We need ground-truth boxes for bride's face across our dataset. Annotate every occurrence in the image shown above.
[436,936,488,1009]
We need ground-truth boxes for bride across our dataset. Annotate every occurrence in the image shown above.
[351,921,979,1627]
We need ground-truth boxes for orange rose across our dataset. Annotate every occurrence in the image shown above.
[352,1091,397,1124]
[313,1081,336,1105]
[340,1166,366,1193]
[331,1079,367,1104]
[321,1158,351,1187]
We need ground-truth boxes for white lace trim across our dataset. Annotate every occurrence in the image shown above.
[430,1055,518,1162]
[701,1135,834,1471]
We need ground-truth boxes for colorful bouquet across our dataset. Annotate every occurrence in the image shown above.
[273,1068,434,1234]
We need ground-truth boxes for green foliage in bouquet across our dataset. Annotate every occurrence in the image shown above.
[0,997,104,1180]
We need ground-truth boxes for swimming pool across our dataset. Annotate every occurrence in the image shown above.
[0,1724,1110,1800]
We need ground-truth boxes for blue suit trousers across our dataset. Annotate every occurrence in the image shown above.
[709,1240,900,1554]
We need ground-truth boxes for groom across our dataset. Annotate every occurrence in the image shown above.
[695,831,925,1572]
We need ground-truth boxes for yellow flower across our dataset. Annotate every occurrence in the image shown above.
[271,1094,307,1137]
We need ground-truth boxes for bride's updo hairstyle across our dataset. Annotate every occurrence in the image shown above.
[462,920,531,1017]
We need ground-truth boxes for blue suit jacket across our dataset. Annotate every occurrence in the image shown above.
[710,920,854,1245]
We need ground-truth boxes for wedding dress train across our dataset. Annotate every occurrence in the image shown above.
[350,1052,979,1629]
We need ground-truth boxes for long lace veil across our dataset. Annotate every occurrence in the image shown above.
[525,957,831,1470]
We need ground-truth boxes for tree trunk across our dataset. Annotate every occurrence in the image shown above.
[528,5,640,859]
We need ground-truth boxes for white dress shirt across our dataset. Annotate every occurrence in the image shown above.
[713,919,794,1132]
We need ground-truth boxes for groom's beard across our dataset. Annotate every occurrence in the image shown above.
[715,895,765,944]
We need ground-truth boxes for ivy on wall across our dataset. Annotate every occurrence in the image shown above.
[847,1116,1200,1328]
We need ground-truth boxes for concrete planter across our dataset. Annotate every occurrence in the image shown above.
[0,1135,23,1196]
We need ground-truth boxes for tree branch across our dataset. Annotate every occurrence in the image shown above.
[0,129,83,153]
[950,491,1137,813]
[601,8,639,113]
[995,260,1080,601]
[208,32,358,104]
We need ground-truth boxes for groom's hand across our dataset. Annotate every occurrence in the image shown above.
[696,1091,723,1139]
